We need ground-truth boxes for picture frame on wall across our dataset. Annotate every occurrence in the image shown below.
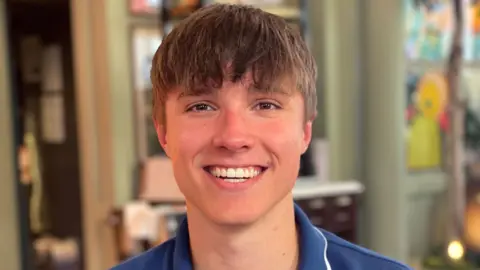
[405,68,448,172]
[404,0,480,63]
[464,0,480,62]
[404,0,454,62]
[132,26,161,91]
[403,0,480,174]
[131,25,165,158]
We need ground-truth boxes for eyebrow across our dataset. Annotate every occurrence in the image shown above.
[177,87,217,100]
[176,82,292,101]
[248,84,292,96]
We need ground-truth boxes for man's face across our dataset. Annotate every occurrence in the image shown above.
[155,74,313,226]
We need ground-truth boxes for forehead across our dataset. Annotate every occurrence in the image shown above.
[175,72,297,98]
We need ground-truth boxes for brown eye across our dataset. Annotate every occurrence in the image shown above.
[187,103,215,112]
[254,102,280,110]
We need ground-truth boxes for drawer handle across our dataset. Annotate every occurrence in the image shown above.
[308,199,325,209]
[335,196,352,207]
[336,213,350,223]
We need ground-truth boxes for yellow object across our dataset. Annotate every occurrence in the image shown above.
[447,240,464,261]
[416,73,447,120]
[407,72,446,170]
[23,111,49,234]
[407,115,442,169]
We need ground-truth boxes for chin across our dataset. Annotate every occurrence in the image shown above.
[180,168,295,227]
[205,203,266,227]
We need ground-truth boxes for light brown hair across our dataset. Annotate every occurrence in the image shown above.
[150,3,317,124]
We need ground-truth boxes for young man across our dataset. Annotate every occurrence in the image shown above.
[113,4,411,270]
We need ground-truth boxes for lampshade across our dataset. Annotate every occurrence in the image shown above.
[465,193,480,251]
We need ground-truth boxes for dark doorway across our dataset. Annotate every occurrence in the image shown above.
[6,0,84,269]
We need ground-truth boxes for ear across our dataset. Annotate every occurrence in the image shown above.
[153,117,169,156]
[302,120,313,154]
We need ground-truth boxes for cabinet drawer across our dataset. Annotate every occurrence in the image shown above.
[296,195,357,232]
[329,208,354,233]
[296,197,328,216]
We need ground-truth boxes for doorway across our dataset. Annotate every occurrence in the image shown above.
[4,0,84,268]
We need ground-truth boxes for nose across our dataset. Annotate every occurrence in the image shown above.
[212,110,254,152]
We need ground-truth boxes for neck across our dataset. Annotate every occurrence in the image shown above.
[187,194,298,270]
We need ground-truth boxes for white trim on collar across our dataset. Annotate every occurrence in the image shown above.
[315,227,332,270]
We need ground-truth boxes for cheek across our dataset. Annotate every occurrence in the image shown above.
[166,119,211,159]
[255,119,305,153]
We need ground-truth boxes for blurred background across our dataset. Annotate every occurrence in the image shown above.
[1,0,480,269]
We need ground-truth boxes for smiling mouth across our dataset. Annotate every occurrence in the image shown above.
[203,166,267,183]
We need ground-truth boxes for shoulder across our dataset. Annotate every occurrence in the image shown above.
[110,238,176,270]
[321,229,413,270]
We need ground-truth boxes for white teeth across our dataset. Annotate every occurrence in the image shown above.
[235,168,244,178]
[208,166,262,182]
[227,168,235,178]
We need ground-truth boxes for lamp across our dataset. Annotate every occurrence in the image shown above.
[447,240,465,261]
[465,193,480,251]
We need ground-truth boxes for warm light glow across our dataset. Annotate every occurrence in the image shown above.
[466,194,480,250]
[447,240,464,261]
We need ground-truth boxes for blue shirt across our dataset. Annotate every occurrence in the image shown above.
[112,204,412,270]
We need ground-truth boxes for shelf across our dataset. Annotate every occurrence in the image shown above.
[259,6,301,20]
[293,179,364,199]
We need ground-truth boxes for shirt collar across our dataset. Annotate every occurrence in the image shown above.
[294,203,331,270]
[172,203,330,270]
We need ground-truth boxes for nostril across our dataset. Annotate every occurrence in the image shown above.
[220,144,250,151]
[212,128,254,151]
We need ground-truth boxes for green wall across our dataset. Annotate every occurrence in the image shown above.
[0,0,22,269]
[361,0,409,260]
[105,0,137,206]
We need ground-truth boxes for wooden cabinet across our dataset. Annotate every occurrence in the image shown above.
[293,180,363,244]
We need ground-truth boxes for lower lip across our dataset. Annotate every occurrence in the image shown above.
[204,170,265,192]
